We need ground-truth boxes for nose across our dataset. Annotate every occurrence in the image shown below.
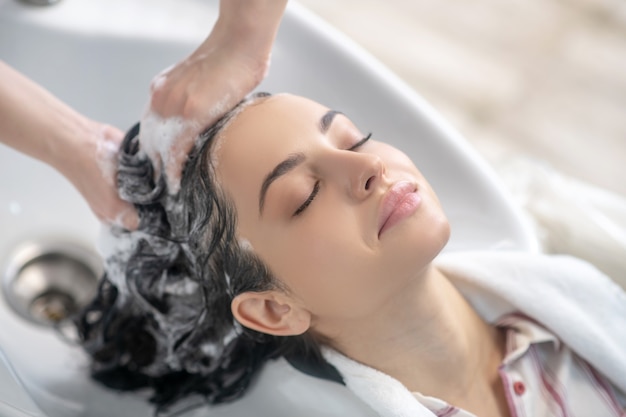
[336,151,385,201]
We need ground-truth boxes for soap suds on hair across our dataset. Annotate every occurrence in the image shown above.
[83,112,246,379]
[139,112,194,178]
[76,93,282,411]
[96,224,145,300]
[238,237,254,251]
[141,64,236,194]
[208,96,263,171]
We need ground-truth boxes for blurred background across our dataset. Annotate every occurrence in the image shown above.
[298,0,626,198]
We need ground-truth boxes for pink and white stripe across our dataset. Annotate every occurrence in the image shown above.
[413,315,626,417]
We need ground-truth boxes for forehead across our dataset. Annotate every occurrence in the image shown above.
[211,94,328,217]
[214,94,326,175]
[222,94,327,148]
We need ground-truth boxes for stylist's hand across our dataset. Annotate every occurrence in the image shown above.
[148,36,266,191]
[147,0,287,193]
[0,61,138,230]
[63,122,140,230]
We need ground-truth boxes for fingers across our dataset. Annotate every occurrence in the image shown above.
[95,125,124,186]
[143,42,268,193]
[164,139,188,195]
[88,184,140,231]
[162,125,201,194]
[149,70,187,119]
[115,204,140,231]
[86,123,141,230]
[91,200,139,231]
[149,63,176,95]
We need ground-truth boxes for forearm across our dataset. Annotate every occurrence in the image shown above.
[0,61,96,173]
[205,0,288,64]
[0,61,137,227]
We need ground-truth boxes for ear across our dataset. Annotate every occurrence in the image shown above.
[231,291,311,336]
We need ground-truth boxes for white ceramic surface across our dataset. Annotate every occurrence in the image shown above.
[0,0,537,415]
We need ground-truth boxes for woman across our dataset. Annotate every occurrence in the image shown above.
[79,92,626,417]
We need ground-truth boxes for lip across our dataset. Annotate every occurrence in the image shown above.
[377,181,421,237]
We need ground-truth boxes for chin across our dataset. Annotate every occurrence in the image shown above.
[416,185,451,259]
[395,207,450,270]
[421,211,450,258]
[431,213,452,255]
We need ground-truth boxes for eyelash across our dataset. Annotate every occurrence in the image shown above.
[293,132,372,216]
[348,132,372,151]
[294,180,320,216]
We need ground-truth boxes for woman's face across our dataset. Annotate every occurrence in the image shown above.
[215,94,450,328]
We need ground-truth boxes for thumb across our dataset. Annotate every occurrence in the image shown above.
[106,202,139,231]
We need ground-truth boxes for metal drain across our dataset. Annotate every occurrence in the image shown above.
[2,240,102,326]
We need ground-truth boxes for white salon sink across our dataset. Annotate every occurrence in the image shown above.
[0,0,537,415]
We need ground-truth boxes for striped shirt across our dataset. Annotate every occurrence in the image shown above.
[412,314,626,417]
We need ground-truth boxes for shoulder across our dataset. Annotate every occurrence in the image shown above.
[433,250,626,335]
[435,250,617,287]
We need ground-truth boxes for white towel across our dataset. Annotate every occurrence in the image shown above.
[322,251,626,417]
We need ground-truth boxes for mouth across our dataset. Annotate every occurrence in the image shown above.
[377,180,421,238]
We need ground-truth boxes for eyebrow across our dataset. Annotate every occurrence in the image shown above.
[258,109,341,215]
[320,110,342,134]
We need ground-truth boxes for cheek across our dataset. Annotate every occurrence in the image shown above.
[274,219,350,296]
[259,209,371,317]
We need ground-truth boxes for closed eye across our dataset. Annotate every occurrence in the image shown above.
[348,132,372,151]
[293,132,372,217]
[294,180,320,216]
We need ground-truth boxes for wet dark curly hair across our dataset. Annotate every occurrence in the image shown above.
[75,93,340,415]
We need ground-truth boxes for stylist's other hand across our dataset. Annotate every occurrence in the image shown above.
[148,39,266,191]
[146,0,287,193]
[68,123,139,230]
[0,61,139,230]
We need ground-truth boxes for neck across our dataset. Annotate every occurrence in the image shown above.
[325,264,504,400]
